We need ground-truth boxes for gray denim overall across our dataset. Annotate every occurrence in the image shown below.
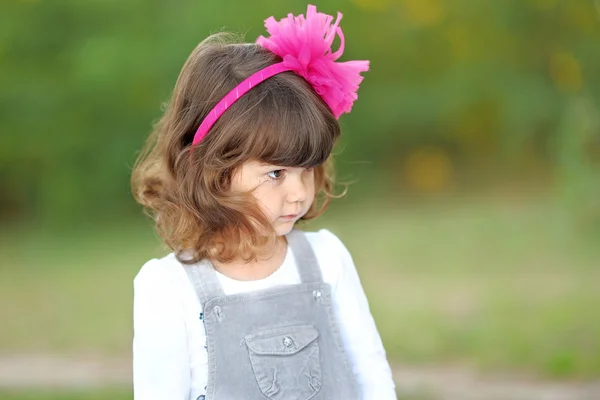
[185,229,360,400]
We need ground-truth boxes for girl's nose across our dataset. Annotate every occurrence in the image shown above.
[286,173,308,203]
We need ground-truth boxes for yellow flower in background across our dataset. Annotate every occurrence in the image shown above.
[402,0,445,27]
[549,52,583,93]
[404,147,453,193]
[445,25,471,60]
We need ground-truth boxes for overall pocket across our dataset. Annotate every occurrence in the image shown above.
[244,325,322,400]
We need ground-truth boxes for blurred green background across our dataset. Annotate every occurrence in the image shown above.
[1,0,600,398]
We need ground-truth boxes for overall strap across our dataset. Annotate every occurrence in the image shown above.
[286,229,323,283]
[184,260,225,306]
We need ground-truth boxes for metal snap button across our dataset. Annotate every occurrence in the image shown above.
[214,305,222,320]
[313,290,322,300]
[282,337,293,347]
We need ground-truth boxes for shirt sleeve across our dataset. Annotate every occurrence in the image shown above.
[133,259,192,400]
[320,229,397,400]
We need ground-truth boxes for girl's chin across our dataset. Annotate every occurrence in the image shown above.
[273,219,297,236]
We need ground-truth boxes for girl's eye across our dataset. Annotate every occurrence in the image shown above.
[267,169,285,180]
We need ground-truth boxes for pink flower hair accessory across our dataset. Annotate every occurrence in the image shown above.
[192,5,369,146]
[257,5,369,119]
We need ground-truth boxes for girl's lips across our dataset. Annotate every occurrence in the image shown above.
[281,214,298,220]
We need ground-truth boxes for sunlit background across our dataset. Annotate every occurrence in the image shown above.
[1,0,599,399]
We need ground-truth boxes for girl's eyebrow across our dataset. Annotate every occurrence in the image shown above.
[258,162,283,169]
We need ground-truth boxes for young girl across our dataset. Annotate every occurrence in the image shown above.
[131,5,396,400]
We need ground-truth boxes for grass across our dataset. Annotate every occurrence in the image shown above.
[1,194,599,379]
[0,391,132,400]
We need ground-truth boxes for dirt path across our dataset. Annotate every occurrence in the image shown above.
[1,355,599,399]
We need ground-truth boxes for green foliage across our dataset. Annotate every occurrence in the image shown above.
[1,0,599,224]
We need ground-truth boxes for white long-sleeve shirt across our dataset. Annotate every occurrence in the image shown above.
[133,229,397,400]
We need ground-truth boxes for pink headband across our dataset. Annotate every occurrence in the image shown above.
[192,5,370,146]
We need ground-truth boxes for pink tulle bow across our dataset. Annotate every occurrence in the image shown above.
[257,5,370,118]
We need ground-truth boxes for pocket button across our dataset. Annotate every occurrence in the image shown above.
[282,336,293,347]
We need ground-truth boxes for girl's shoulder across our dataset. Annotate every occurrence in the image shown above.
[133,252,191,297]
[303,228,352,261]
[301,228,355,286]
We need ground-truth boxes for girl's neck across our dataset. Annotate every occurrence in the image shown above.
[211,236,288,281]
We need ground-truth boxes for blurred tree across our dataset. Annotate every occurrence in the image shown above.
[0,0,598,226]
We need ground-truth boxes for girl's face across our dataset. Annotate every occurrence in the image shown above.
[231,160,315,236]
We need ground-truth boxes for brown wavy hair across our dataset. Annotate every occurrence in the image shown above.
[131,33,343,265]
